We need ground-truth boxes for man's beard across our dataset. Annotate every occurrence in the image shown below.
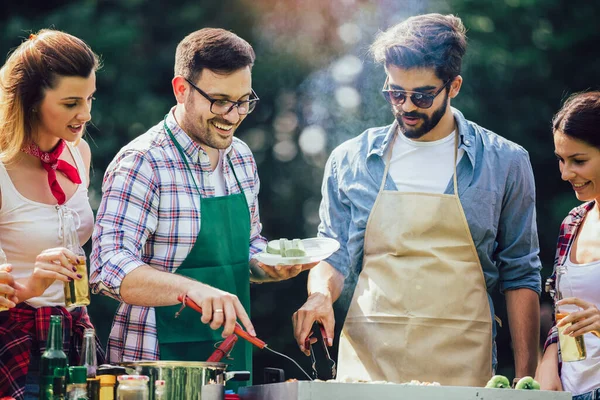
[394,91,448,140]
[185,115,234,150]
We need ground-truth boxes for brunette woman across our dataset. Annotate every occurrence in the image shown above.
[536,91,600,399]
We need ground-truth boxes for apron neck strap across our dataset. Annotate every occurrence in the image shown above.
[381,126,460,195]
[164,115,243,194]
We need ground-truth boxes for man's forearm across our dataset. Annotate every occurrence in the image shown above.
[307,261,345,303]
[120,265,198,306]
[506,288,540,377]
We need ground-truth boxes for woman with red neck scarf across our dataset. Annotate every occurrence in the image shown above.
[0,30,105,399]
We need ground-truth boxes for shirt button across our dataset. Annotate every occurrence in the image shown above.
[464,140,471,146]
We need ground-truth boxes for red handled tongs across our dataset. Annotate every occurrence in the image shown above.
[176,294,314,380]
[304,322,337,380]
[206,334,238,362]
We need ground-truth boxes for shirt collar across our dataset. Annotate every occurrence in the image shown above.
[165,107,234,163]
[368,107,477,163]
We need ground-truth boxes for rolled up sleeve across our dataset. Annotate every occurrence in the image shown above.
[90,151,159,301]
[318,153,351,277]
[248,158,267,256]
[496,150,542,294]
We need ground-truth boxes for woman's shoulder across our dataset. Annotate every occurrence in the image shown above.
[74,139,91,165]
[561,201,595,228]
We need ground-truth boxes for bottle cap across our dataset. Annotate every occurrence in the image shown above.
[98,374,116,385]
[69,366,88,384]
[117,375,149,382]
[97,364,127,376]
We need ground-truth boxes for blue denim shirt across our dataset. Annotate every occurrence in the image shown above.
[319,108,542,366]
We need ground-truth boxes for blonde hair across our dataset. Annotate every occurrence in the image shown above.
[0,29,99,162]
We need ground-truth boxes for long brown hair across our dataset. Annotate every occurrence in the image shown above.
[553,91,600,149]
[0,29,100,162]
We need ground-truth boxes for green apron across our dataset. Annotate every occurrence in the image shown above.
[155,119,252,390]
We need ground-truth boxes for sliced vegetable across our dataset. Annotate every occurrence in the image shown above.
[286,239,306,257]
[515,376,540,390]
[484,375,510,389]
[266,239,283,255]
[266,238,306,257]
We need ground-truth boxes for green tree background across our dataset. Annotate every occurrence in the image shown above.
[1,0,598,384]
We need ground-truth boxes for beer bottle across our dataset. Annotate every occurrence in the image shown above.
[40,315,68,399]
[81,328,98,378]
[555,265,587,361]
[62,209,90,307]
[53,367,67,400]
[0,242,9,312]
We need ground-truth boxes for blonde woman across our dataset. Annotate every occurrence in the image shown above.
[0,30,104,399]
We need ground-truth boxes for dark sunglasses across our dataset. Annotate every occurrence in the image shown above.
[185,78,259,116]
[382,77,452,109]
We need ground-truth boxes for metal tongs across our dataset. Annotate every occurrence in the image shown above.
[304,322,337,380]
[175,294,314,380]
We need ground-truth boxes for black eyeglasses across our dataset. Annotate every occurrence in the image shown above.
[184,78,259,115]
[382,77,452,109]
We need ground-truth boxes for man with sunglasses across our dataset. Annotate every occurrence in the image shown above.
[293,14,541,386]
[89,29,312,386]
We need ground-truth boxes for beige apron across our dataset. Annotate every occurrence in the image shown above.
[337,131,492,386]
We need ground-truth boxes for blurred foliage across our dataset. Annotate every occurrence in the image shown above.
[2,0,598,384]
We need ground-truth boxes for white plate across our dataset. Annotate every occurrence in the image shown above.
[253,237,340,266]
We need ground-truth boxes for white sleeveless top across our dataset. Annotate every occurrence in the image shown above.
[0,142,94,307]
[560,254,600,395]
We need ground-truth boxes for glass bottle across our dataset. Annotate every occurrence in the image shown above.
[87,377,101,400]
[0,241,10,312]
[62,208,90,307]
[53,367,67,400]
[555,265,586,361]
[116,375,149,400]
[154,380,166,400]
[67,366,89,400]
[40,315,68,398]
[81,328,98,378]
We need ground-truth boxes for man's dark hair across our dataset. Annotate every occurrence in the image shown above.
[553,91,600,149]
[370,13,467,82]
[175,28,256,81]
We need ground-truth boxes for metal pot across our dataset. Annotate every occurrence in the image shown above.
[119,360,250,400]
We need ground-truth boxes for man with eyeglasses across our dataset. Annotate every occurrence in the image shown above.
[90,29,313,385]
[293,14,541,386]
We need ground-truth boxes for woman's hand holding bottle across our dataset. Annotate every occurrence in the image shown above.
[556,297,600,338]
[0,264,19,309]
[24,247,82,298]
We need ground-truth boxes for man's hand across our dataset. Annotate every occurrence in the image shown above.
[292,292,335,356]
[556,297,600,337]
[186,282,256,338]
[0,264,19,308]
[250,259,318,282]
[506,288,540,378]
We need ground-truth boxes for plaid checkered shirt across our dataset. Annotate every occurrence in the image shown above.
[0,304,106,399]
[90,110,267,363]
[543,200,595,376]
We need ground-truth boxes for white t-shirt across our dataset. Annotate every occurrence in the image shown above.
[389,131,465,193]
[212,150,226,196]
[560,254,600,395]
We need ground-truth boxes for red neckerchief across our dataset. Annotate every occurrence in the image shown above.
[21,140,82,205]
